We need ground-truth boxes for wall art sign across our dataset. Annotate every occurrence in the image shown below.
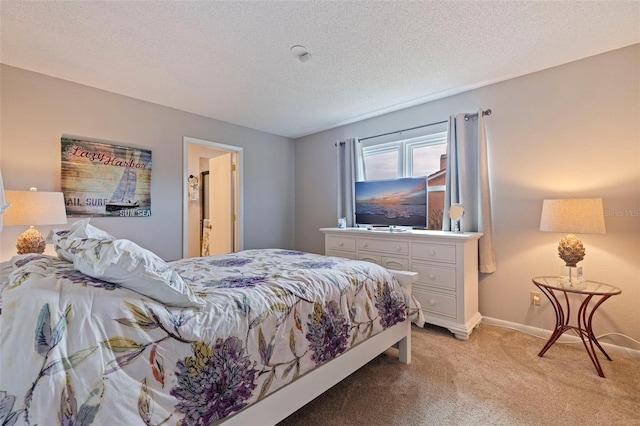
[61,137,152,217]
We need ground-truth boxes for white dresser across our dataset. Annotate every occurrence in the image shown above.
[320,228,483,340]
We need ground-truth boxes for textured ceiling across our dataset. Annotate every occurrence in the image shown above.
[1,1,638,138]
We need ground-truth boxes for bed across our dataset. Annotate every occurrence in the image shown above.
[0,221,423,425]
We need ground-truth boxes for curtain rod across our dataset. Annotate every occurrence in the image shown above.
[359,108,492,142]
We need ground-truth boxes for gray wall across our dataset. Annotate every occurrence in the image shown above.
[0,65,296,260]
[295,45,640,351]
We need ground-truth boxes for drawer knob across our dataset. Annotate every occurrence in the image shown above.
[429,299,436,306]
[429,250,436,256]
[338,242,344,247]
[395,245,401,251]
[362,243,368,248]
[429,273,436,280]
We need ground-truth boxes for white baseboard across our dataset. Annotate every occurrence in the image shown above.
[482,316,640,360]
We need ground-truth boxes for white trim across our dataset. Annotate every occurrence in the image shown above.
[0,169,9,232]
[482,316,640,360]
[427,185,445,192]
[182,137,244,258]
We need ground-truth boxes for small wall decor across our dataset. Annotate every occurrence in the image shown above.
[188,174,199,201]
[61,137,152,217]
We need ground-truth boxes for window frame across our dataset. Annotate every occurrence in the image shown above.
[362,131,447,180]
[362,142,403,178]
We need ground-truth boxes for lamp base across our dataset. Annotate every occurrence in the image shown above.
[16,226,46,254]
[557,266,586,288]
[557,234,585,267]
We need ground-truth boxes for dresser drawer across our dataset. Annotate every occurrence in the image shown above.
[413,287,456,318]
[328,236,356,252]
[411,242,456,263]
[357,253,381,264]
[358,238,409,255]
[412,263,456,291]
[381,256,409,270]
[327,250,358,260]
[357,253,409,270]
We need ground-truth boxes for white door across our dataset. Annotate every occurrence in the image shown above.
[207,153,233,255]
[183,137,243,259]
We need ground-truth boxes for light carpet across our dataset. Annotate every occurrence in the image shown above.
[277,323,639,426]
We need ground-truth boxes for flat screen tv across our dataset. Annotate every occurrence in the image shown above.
[355,177,427,228]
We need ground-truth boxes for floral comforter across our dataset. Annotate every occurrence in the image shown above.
[0,249,423,425]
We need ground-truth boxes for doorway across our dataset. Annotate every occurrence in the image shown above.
[182,137,243,258]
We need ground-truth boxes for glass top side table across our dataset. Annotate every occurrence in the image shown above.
[532,276,622,378]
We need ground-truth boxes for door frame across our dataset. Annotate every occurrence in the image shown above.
[182,136,243,258]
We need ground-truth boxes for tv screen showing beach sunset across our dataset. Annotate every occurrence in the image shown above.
[355,177,427,227]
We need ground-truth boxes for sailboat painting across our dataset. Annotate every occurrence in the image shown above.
[106,167,140,212]
[61,138,152,217]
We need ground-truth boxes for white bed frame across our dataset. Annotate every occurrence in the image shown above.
[222,270,417,425]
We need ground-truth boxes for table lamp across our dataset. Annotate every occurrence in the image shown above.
[4,188,68,254]
[539,198,605,283]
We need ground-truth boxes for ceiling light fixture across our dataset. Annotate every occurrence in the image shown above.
[291,45,312,63]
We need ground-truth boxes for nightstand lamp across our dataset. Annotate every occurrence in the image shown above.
[539,198,605,283]
[4,188,68,254]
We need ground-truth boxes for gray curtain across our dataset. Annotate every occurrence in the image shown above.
[443,111,497,273]
[337,138,365,227]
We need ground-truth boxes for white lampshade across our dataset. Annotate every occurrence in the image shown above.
[4,189,68,226]
[539,198,605,273]
[4,189,67,254]
[539,198,605,234]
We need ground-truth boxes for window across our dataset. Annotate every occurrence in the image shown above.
[362,145,400,180]
[362,131,447,229]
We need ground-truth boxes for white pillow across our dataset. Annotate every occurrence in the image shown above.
[69,219,116,240]
[47,220,115,262]
[47,229,75,262]
[73,238,204,309]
